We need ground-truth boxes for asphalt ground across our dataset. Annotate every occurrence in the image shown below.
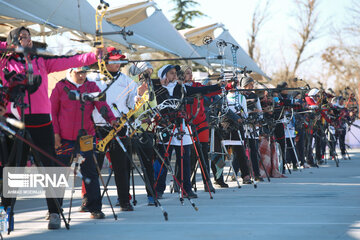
[2,149,360,240]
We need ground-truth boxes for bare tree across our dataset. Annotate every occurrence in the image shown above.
[291,0,322,76]
[321,0,360,94]
[270,0,322,85]
[247,0,271,61]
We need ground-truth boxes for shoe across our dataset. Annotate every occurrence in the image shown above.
[214,179,229,188]
[45,211,50,220]
[204,184,216,193]
[48,213,60,230]
[301,163,310,168]
[242,176,252,184]
[79,205,90,212]
[255,176,264,182]
[186,191,198,199]
[156,192,163,199]
[120,202,134,211]
[147,196,156,206]
[90,210,105,219]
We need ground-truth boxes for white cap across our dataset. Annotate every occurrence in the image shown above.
[157,64,180,80]
[128,62,153,76]
[308,88,319,96]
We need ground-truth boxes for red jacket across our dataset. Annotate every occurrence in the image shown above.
[50,79,116,141]
[185,82,211,142]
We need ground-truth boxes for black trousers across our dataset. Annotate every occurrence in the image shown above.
[190,141,211,184]
[57,139,102,212]
[296,126,305,165]
[212,126,249,179]
[2,114,60,214]
[274,123,286,169]
[314,125,325,161]
[285,138,297,166]
[96,127,131,205]
[336,128,346,155]
[304,128,314,164]
[246,138,261,177]
[133,132,155,197]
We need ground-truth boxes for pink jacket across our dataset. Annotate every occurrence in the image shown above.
[0,41,97,115]
[50,79,116,141]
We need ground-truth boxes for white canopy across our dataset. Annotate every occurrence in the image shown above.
[180,23,224,46]
[0,0,268,79]
[190,28,269,79]
[0,0,130,47]
[104,1,208,66]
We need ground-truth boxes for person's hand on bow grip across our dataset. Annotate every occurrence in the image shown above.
[137,82,148,97]
[110,119,118,128]
[93,47,106,59]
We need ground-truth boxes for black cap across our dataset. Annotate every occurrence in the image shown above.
[7,26,31,47]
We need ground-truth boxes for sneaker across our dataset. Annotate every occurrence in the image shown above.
[186,191,198,199]
[79,205,90,212]
[301,163,310,168]
[255,176,264,182]
[204,184,216,193]
[242,176,252,184]
[90,210,105,219]
[48,213,60,230]
[156,192,163,199]
[147,196,156,206]
[214,179,229,188]
[120,202,134,211]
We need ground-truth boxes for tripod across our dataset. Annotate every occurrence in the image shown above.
[311,112,339,168]
[154,127,199,210]
[98,106,169,220]
[245,118,271,181]
[1,94,69,234]
[189,123,215,194]
[154,105,214,198]
[321,124,340,167]
[208,101,242,188]
[283,113,301,171]
[64,98,117,222]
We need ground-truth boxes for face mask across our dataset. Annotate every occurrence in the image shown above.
[273,97,279,103]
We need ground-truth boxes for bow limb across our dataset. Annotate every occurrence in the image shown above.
[95,1,113,83]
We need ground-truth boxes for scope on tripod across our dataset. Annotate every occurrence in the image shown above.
[63,86,106,102]
[2,68,42,104]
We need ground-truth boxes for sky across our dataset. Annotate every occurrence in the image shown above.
[85,0,353,85]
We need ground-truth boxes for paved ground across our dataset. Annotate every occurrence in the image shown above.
[3,149,360,240]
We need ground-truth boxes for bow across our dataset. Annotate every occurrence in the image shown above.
[94,0,113,83]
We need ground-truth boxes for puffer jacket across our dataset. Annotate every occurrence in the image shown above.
[50,78,116,141]
[0,41,97,116]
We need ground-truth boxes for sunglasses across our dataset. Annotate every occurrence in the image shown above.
[110,49,122,55]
